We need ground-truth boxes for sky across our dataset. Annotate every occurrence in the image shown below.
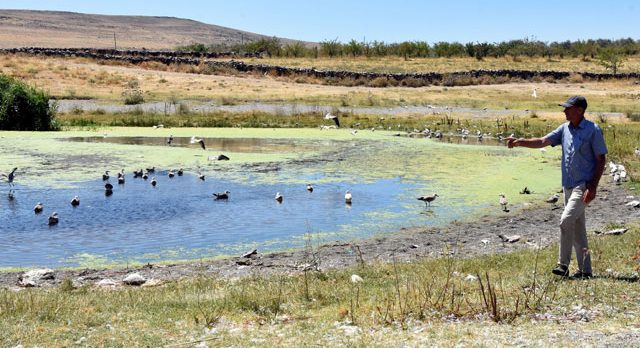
[0,0,638,44]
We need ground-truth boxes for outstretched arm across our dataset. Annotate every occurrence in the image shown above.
[506,137,552,149]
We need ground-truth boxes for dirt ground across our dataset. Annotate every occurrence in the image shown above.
[1,179,639,289]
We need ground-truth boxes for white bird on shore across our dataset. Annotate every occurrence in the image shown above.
[635,147,640,157]
[531,88,537,98]
[546,194,560,206]
[499,193,508,212]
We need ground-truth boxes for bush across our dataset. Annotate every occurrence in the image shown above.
[0,74,56,130]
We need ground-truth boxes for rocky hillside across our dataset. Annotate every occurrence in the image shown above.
[0,9,304,49]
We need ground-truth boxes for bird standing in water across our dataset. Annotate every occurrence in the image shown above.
[48,212,59,226]
[275,192,283,203]
[70,196,80,207]
[306,183,314,193]
[345,190,352,204]
[34,202,44,214]
[417,194,438,207]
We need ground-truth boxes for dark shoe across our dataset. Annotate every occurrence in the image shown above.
[572,271,593,279]
[552,264,569,276]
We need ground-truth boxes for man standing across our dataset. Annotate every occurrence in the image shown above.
[507,96,607,278]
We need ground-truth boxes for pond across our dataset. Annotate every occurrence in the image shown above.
[0,129,561,269]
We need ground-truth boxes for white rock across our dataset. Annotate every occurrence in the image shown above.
[464,274,478,281]
[123,273,146,286]
[18,268,55,287]
[350,274,363,283]
[96,278,117,287]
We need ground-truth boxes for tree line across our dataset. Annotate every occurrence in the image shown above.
[177,37,640,61]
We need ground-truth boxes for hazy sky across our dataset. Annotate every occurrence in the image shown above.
[1,0,638,43]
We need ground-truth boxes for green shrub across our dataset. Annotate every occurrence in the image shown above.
[0,74,56,130]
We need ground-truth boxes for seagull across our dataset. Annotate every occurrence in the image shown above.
[70,196,80,207]
[531,87,537,98]
[275,192,283,203]
[190,136,206,150]
[102,170,110,181]
[150,177,157,187]
[34,202,44,214]
[48,212,59,226]
[167,135,173,145]
[213,191,230,200]
[417,193,438,207]
[324,113,340,127]
[345,190,352,204]
[546,193,560,207]
[306,183,314,193]
[499,193,508,212]
[0,167,17,187]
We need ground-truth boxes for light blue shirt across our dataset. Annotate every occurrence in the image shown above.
[544,118,608,189]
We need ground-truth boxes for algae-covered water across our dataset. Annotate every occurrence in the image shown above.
[0,128,561,269]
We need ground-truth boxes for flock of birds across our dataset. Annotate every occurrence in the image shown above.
[0,164,361,226]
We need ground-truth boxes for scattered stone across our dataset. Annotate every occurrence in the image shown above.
[596,228,628,236]
[18,268,55,287]
[123,273,146,286]
[241,248,258,258]
[96,278,117,288]
[141,279,163,287]
[498,234,521,243]
[625,200,640,207]
[464,274,478,281]
[236,258,252,266]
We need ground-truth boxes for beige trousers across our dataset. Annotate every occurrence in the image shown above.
[559,184,592,273]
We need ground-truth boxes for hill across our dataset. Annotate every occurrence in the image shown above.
[0,9,306,50]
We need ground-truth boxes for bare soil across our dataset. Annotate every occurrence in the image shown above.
[1,180,638,288]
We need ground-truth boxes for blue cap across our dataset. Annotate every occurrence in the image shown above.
[559,95,587,110]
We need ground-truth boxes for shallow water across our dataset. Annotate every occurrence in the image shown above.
[0,131,561,269]
[1,172,478,269]
[64,136,324,153]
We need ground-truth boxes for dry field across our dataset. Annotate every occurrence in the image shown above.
[227,55,640,74]
[2,54,640,114]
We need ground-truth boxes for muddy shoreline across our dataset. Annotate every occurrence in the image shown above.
[2,181,638,289]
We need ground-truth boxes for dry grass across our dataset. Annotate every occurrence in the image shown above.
[2,54,640,113]
[224,55,640,74]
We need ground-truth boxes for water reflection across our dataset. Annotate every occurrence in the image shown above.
[63,136,330,153]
